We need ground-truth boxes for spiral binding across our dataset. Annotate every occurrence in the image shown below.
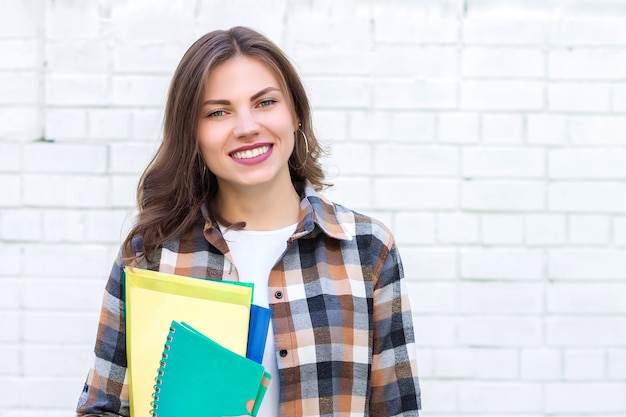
[150,326,175,417]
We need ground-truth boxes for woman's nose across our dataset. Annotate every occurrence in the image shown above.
[233,110,260,138]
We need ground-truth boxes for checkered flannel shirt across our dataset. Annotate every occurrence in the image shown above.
[76,182,421,416]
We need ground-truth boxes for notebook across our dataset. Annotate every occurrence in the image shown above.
[246,304,272,364]
[125,268,254,417]
[152,320,271,417]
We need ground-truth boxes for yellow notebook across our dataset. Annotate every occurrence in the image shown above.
[124,267,253,417]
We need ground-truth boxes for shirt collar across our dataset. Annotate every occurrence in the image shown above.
[295,181,353,241]
[202,181,353,244]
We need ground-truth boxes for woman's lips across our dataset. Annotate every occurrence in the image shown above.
[229,144,273,165]
[230,144,271,160]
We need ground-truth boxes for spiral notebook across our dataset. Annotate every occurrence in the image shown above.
[125,268,254,417]
[152,320,271,417]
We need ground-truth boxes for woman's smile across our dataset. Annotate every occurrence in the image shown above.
[230,144,273,164]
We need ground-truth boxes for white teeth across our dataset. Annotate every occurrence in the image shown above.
[232,145,270,160]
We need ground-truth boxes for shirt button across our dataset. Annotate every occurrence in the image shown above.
[279,349,288,357]
[274,291,283,299]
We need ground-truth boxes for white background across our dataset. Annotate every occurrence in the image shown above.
[2,0,626,415]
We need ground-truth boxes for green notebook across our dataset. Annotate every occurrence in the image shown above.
[152,320,272,417]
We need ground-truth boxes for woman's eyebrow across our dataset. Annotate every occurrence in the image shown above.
[202,87,281,107]
[202,98,230,106]
[250,86,280,102]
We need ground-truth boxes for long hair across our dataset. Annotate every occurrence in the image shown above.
[122,27,326,262]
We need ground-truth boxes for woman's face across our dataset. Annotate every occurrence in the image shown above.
[197,55,297,194]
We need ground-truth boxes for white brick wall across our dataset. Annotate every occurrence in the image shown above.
[1,0,626,415]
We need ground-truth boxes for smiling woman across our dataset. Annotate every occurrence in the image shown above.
[76,26,421,417]
[197,55,300,227]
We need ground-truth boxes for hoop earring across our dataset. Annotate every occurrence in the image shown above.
[196,156,207,177]
[289,129,309,171]
[189,158,207,197]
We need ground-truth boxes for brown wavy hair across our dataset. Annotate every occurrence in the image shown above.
[123,26,327,262]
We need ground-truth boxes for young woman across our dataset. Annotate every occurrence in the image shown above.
[76,26,421,417]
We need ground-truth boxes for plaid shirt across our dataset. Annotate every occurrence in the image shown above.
[77,183,421,416]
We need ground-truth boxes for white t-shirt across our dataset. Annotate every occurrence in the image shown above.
[221,223,297,417]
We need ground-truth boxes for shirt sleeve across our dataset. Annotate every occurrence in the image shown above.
[369,231,422,417]
[76,249,130,417]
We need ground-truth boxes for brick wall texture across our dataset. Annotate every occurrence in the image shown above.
[2,0,626,415]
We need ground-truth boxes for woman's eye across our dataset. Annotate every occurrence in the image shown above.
[258,99,276,108]
[207,110,226,118]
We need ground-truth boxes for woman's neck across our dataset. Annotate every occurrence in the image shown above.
[215,178,301,231]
